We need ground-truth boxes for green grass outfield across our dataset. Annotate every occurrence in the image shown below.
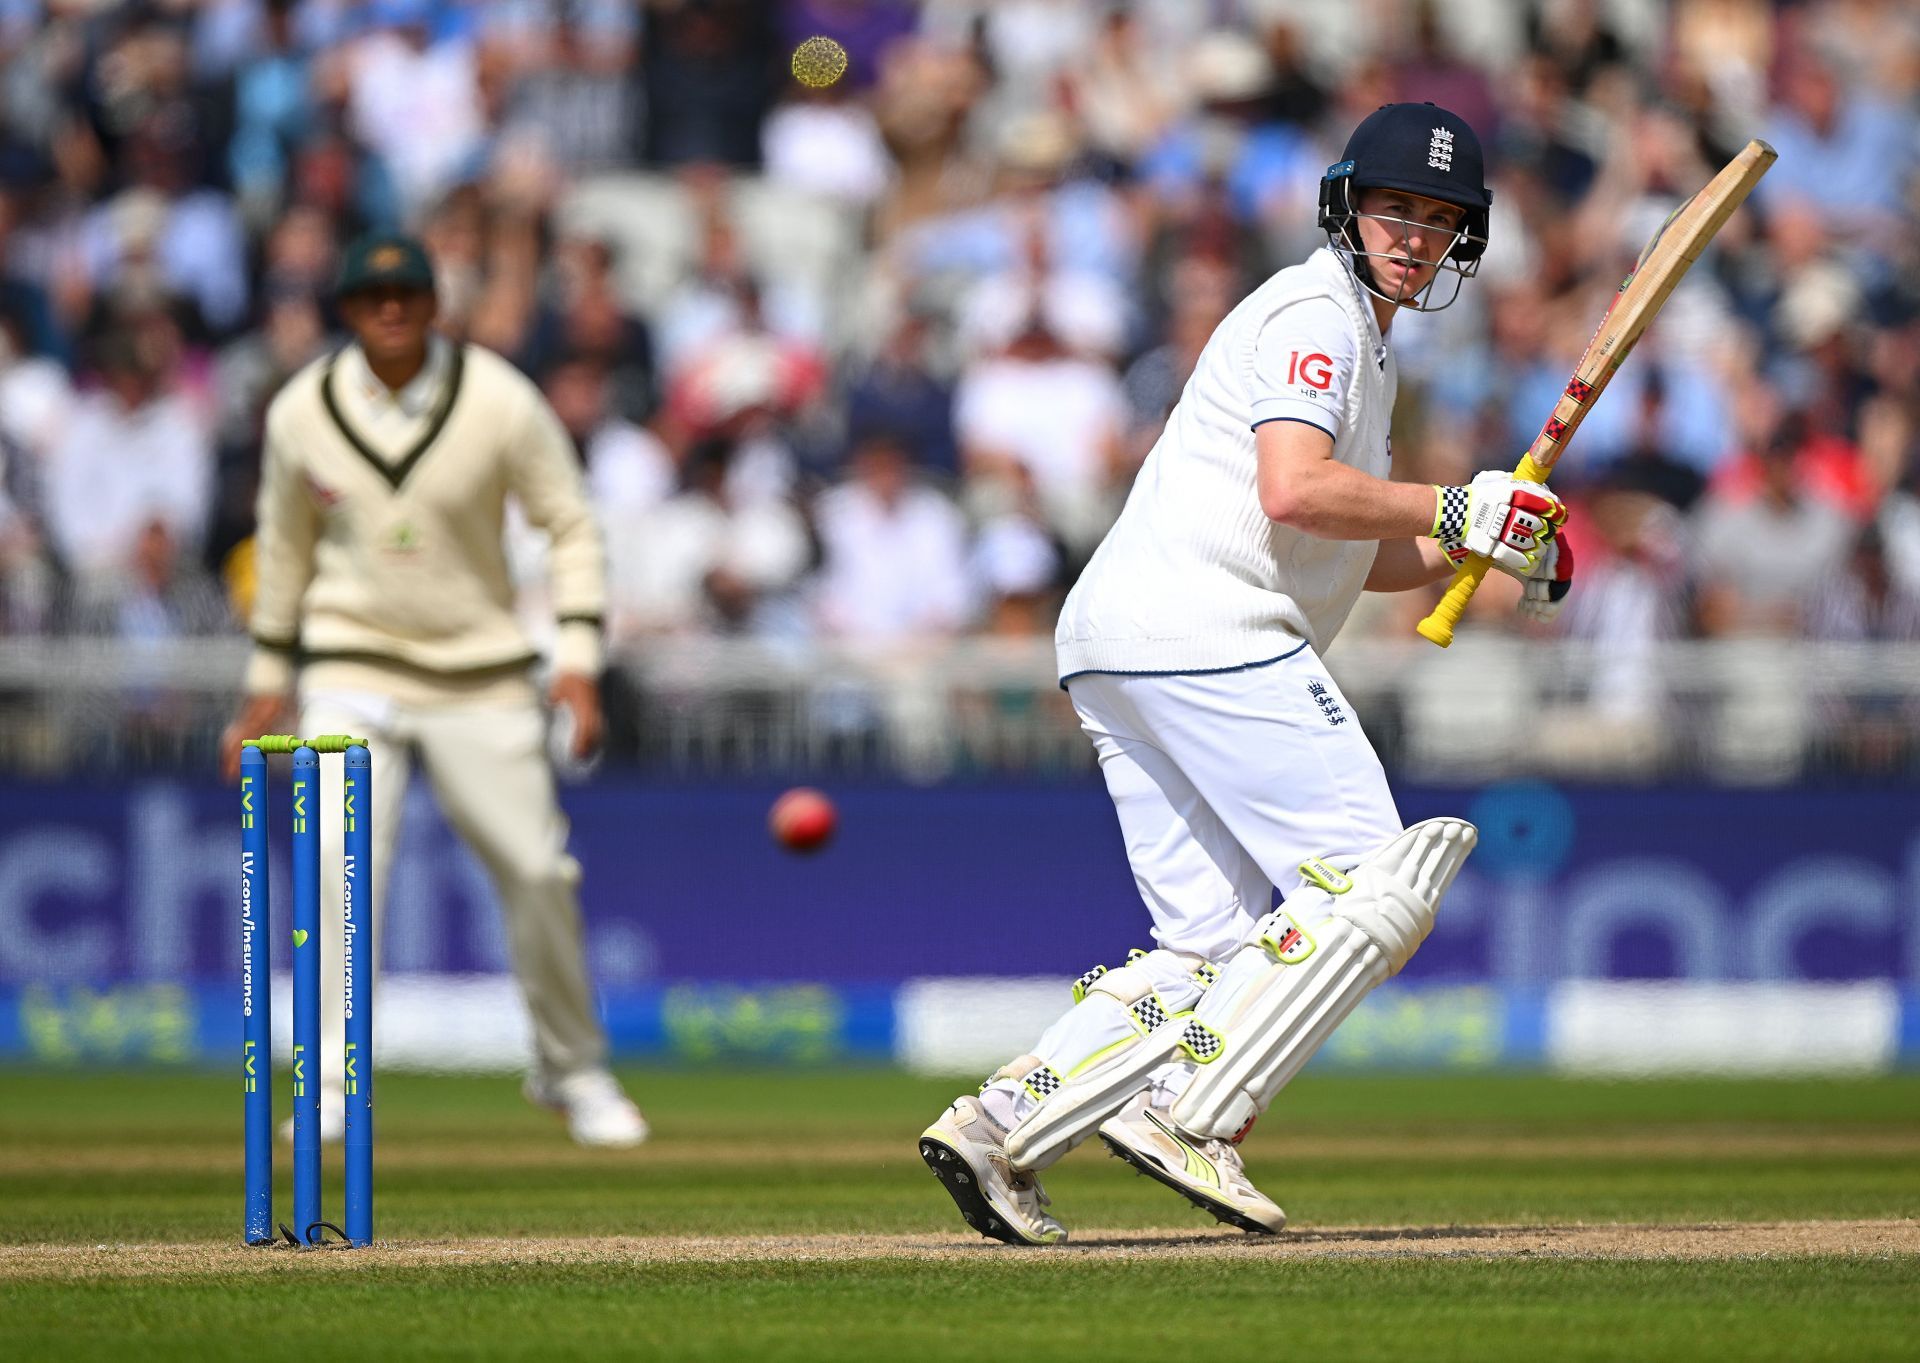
[3,1069,1918,1361]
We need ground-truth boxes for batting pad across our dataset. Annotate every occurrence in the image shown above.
[1171,818,1477,1140]
[1002,950,1220,1171]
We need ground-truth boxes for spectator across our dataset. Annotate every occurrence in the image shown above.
[521,233,656,421]
[954,304,1127,560]
[1604,368,1708,512]
[815,430,970,640]
[1880,449,1920,599]
[285,124,400,241]
[543,352,676,525]
[603,435,809,639]
[966,0,1096,105]
[643,0,777,169]
[80,130,250,338]
[655,205,821,386]
[82,18,232,195]
[0,309,74,472]
[970,462,1062,638]
[953,161,1132,363]
[660,220,830,504]
[1542,487,1686,771]
[228,0,318,223]
[42,320,212,584]
[762,77,893,208]
[1762,53,1918,261]
[1805,523,1920,772]
[1693,412,1855,636]
[0,425,52,635]
[1392,1,1499,143]
[1138,29,1322,260]
[342,0,488,216]
[510,351,678,650]
[1257,22,1331,132]
[208,284,330,567]
[867,34,988,237]
[1497,51,1600,210]
[463,204,545,357]
[1561,488,1688,654]
[1067,6,1186,174]
[895,107,1136,309]
[1808,523,1920,642]
[417,181,489,335]
[1532,0,1633,97]
[495,2,643,179]
[257,201,340,305]
[843,308,958,479]
[0,191,68,363]
[70,518,231,641]
[1121,253,1236,462]
[1710,394,1874,522]
[1775,258,1878,451]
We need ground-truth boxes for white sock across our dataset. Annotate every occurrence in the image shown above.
[1147,1059,1196,1110]
[978,1081,1022,1129]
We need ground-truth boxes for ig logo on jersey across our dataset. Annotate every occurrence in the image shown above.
[1287,351,1333,391]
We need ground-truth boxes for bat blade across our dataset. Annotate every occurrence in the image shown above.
[1416,139,1776,647]
[1521,138,1777,480]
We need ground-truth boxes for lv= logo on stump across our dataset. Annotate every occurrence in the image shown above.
[238,734,374,1249]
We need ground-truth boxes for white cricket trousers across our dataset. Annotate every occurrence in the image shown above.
[301,690,607,1088]
[1067,643,1404,962]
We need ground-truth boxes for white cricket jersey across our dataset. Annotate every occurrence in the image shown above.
[1056,247,1395,678]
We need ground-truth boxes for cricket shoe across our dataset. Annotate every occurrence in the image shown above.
[523,1069,650,1148]
[278,1084,345,1145]
[919,1096,1066,1246]
[1097,1091,1286,1234]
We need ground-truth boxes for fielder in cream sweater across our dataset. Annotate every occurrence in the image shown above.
[221,233,647,1147]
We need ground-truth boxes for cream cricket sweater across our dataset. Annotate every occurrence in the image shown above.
[1055,248,1394,678]
[243,339,605,702]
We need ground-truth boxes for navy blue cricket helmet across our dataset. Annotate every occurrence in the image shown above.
[1318,102,1491,308]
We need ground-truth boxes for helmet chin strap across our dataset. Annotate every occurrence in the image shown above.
[1326,194,1483,314]
[1340,243,1473,313]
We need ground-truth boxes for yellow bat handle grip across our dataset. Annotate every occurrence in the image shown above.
[1415,556,1493,647]
[1414,454,1555,647]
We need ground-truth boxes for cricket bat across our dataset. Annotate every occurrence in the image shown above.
[1415,138,1778,647]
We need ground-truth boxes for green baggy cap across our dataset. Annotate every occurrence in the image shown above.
[335,232,436,299]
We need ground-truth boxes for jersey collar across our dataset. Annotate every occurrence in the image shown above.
[321,338,468,492]
[1317,247,1390,368]
[339,335,451,419]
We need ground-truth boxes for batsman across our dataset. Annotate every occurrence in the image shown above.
[920,104,1572,1241]
[220,234,647,1148]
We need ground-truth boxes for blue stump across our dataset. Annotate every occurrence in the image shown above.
[291,744,321,1242]
[343,743,373,1246]
[240,746,272,1245]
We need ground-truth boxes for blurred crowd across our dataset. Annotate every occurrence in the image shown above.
[0,0,1917,668]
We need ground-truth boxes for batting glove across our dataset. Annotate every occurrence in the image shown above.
[1515,536,1574,622]
[1439,517,1576,623]
[1430,470,1567,575]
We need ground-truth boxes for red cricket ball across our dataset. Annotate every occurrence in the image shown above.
[769,787,836,854]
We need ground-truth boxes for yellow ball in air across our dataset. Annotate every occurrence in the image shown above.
[791,35,849,89]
